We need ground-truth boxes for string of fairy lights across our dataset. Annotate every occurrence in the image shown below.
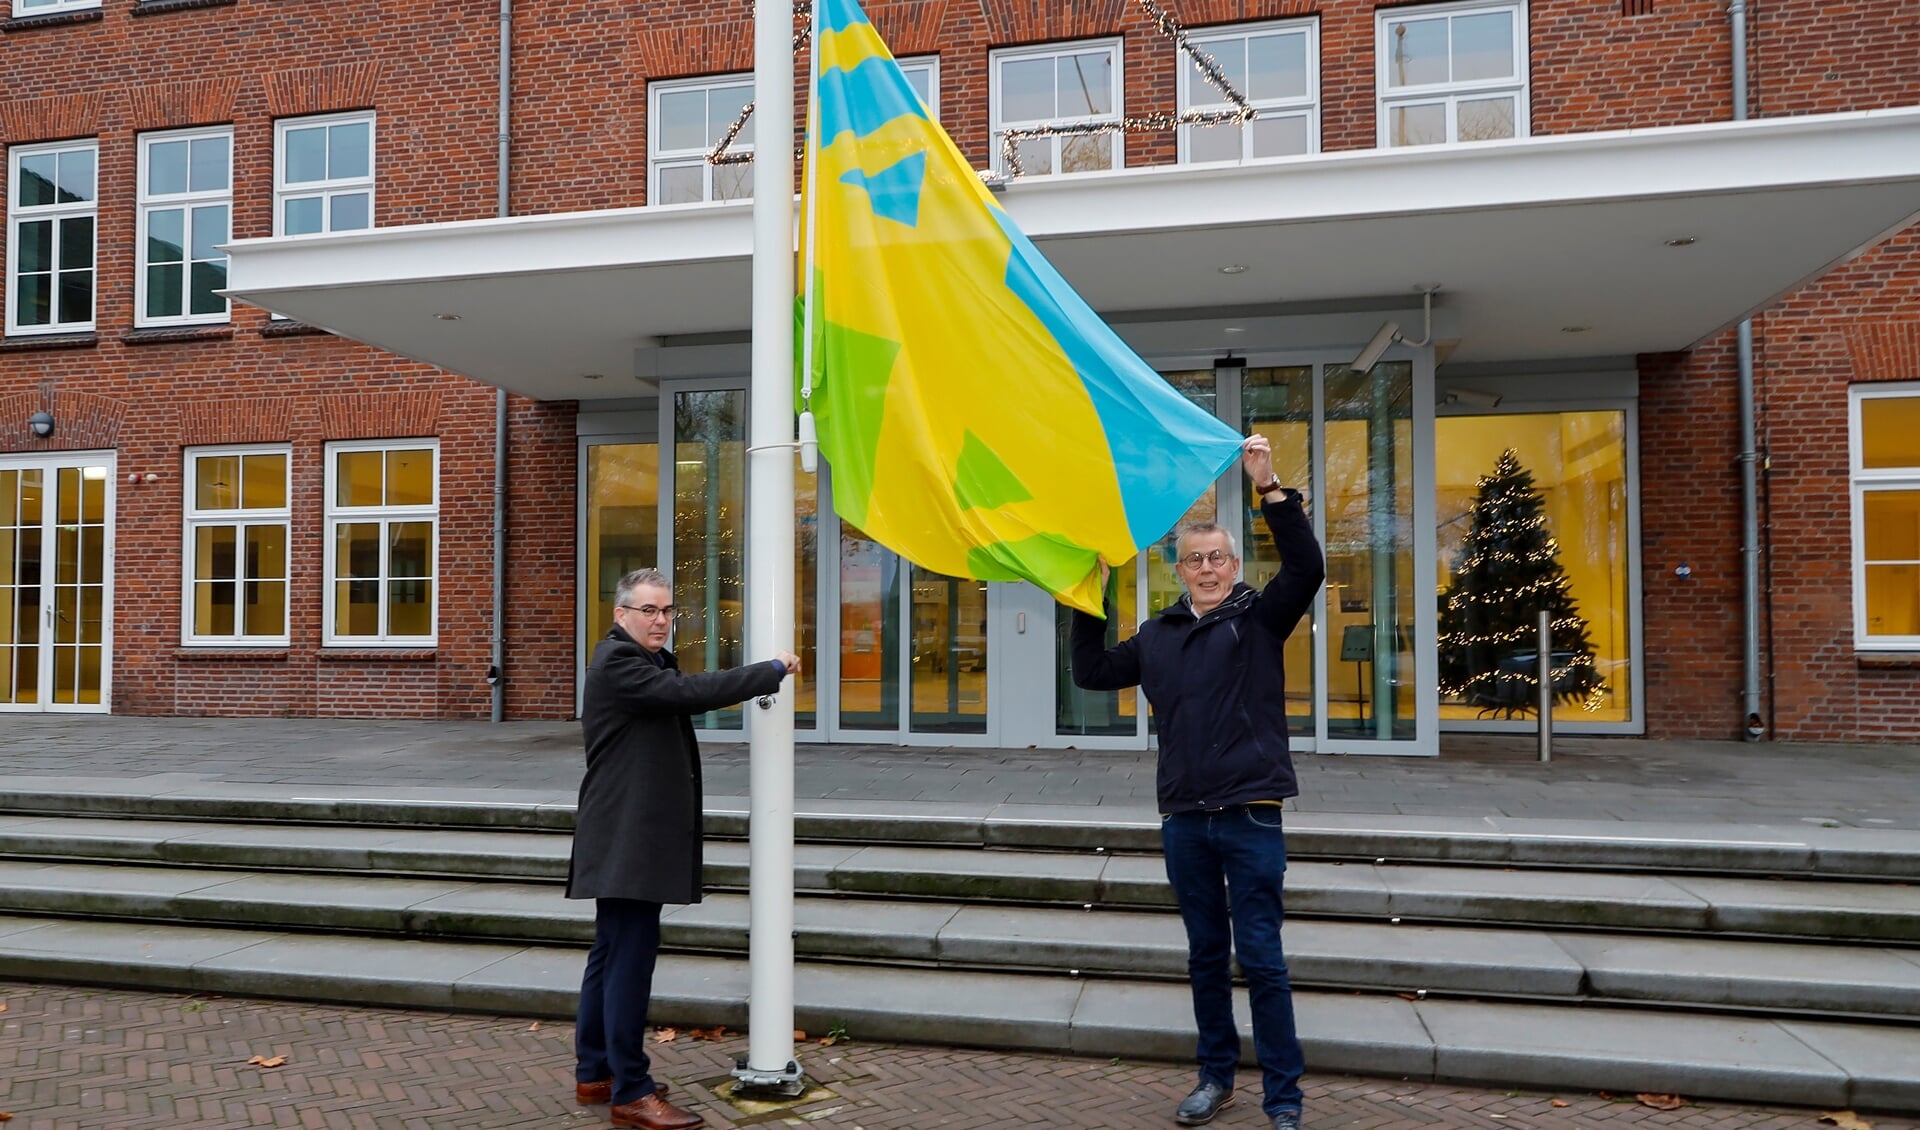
[708,0,1257,173]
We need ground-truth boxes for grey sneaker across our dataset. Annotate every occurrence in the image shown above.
[1173,1081,1235,1125]
[1270,1110,1303,1130]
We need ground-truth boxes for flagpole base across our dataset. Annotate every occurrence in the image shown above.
[730,1058,808,1099]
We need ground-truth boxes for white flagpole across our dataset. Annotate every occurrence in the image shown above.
[737,0,802,1097]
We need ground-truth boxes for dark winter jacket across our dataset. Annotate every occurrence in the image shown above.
[566,625,785,904]
[1070,493,1325,813]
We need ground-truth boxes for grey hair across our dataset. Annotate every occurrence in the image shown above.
[1174,521,1239,559]
[614,568,670,610]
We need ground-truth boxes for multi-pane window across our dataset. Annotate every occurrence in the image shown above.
[990,40,1123,177]
[6,140,96,336]
[897,58,939,119]
[1852,385,1920,649]
[1180,21,1319,163]
[1378,0,1527,148]
[650,75,756,205]
[138,128,232,326]
[12,0,100,15]
[325,441,437,645]
[184,447,290,645]
[274,112,375,236]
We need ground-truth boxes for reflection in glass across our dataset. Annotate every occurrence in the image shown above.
[1860,396,1920,469]
[839,524,900,730]
[1242,367,1317,737]
[794,452,818,728]
[909,567,987,734]
[1387,18,1448,86]
[674,390,747,729]
[1324,362,1415,740]
[1863,490,1920,638]
[1436,411,1633,722]
[1056,569,1137,737]
[585,443,660,666]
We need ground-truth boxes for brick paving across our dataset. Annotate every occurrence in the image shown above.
[1,982,1909,1130]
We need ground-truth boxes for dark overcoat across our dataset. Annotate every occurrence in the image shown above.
[565,624,785,905]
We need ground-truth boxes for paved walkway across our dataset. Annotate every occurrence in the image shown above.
[3,980,1906,1129]
[3,715,1918,828]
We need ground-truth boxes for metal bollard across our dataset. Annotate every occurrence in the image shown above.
[1537,609,1552,763]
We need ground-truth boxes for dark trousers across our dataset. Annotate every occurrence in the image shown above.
[1161,806,1306,1116]
[575,897,665,1105]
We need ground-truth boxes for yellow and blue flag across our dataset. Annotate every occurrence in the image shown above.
[801,0,1245,615]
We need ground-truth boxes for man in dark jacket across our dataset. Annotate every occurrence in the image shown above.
[1069,434,1325,1130]
[568,567,798,1130]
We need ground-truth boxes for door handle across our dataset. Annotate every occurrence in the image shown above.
[1016,612,1026,633]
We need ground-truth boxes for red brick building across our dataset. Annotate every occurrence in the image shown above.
[2,0,1916,748]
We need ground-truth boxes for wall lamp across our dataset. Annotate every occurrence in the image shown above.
[28,411,54,439]
[1350,285,1440,372]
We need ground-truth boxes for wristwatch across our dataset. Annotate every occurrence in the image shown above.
[1253,477,1282,496]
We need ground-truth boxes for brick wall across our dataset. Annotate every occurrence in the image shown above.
[3,0,1916,737]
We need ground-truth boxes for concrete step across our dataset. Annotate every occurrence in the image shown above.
[5,779,1920,878]
[6,817,1920,943]
[3,858,1919,1019]
[0,912,1913,1113]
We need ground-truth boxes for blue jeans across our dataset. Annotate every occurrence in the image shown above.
[575,898,664,1105]
[1161,806,1305,1116]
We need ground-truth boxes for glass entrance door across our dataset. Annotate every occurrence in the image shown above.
[1,453,113,712]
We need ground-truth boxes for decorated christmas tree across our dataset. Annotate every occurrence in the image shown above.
[1438,450,1603,715]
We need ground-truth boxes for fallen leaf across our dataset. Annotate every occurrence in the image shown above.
[0,1003,8,1012]
[818,1036,837,1046]
[1637,1093,1686,1111]
[1595,1091,1618,1101]
[794,1030,807,1040]
[1549,1099,1570,1108]
[1396,992,1419,1001]
[652,1028,679,1043]
[0,1112,13,1121]
[527,1021,542,1032]
[1821,1112,1874,1130]
[245,1055,287,1069]
[688,1026,729,1042]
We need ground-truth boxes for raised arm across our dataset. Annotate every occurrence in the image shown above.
[1068,597,1144,691]
[1254,490,1325,638]
[597,647,787,717]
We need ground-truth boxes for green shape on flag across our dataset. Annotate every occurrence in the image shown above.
[805,299,902,529]
[952,430,1033,512]
[964,532,1097,594]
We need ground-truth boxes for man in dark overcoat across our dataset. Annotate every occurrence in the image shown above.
[568,567,798,1130]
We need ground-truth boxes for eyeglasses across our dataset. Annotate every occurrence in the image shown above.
[619,604,675,619]
[1178,550,1233,569]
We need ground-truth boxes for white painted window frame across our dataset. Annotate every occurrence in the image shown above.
[1178,18,1321,164]
[137,126,234,327]
[182,445,292,647]
[1850,382,1920,651]
[273,111,377,237]
[6,138,98,337]
[323,438,439,647]
[648,73,758,206]
[1376,0,1529,149]
[989,38,1125,178]
[897,56,941,120]
[12,0,100,16]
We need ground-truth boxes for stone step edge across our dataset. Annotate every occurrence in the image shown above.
[5,882,1920,1021]
[0,916,1912,1113]
[2,785,1916,879]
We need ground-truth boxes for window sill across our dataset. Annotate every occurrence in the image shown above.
[3,8,104,33]
[1857,652,1920,670]
[175,647,290,661]
[123,325,234,346]
[132,0,236,14]
[259,320,332,339]
[0,332,99,352]
[319,647,437,662]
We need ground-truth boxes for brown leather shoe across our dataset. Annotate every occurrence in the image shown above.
[578,1079,668,1105]
[610,1091,703,1129]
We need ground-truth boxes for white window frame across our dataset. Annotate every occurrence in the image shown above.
[182,445,292,647]
[1851,382,1920,651]
[897,56,941,120]
[1376,0,1529,149]
[273,111,376,237]
[989,38,1124,178]
[137,127,234,328]
[12,0,100,16]
[648,73,757,206]
[1178,19,1320,164]
[323,439,439,647]
[6,138,97,337]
